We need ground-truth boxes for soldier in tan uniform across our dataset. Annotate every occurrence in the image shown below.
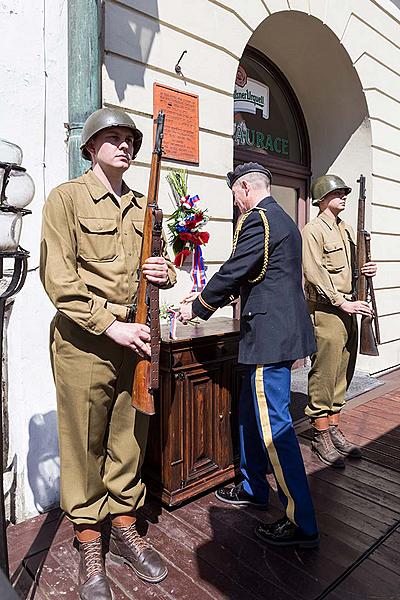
[40,108,176,599]
[302,175,377,468]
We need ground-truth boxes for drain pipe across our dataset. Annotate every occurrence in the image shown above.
[68,0,101,178]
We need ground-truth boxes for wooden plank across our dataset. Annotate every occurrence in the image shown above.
[305,448,400,499]
[265,484,400,576]
[344,453,400,484]
[140,507,263,600]
[340,410,400,437]
[31,548,79,600]
[367,395,400,408]
[191,491,399,597]
[141,503,297,600]
[174,499,326,599]
[357,447,400,472]
[305,460,400,512]
[326,556,400,600]
[107,557,191,600]
[301,443,400,511]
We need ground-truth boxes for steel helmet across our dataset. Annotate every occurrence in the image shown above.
[80,107,143,161]
[311,174,352,206]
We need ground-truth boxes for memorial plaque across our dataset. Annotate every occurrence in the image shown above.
[153,83,199,164]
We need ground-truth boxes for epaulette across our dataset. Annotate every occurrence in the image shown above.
[231,208,270,284]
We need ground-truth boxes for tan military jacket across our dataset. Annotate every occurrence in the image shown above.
[302,213,355,307]
[40,170,176,335]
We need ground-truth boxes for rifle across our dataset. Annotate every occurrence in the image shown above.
[355,174,380,356]
[131,110,165,415]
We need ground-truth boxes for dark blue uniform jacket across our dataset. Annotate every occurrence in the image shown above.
[192,196,316,365]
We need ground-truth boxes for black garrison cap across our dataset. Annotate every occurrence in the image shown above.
[226,162,272,189]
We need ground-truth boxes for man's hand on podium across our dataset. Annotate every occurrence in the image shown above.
[178,291,199,325]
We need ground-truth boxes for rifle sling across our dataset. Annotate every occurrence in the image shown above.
[149,208,163,391]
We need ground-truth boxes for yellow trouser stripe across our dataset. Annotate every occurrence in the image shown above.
[255,365,296,525]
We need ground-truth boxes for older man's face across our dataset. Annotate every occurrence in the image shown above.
[232,180,249,214]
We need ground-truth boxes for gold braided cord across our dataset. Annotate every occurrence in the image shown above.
[231,212,251,255]
[231,209,270,283]
[249,210,270,283]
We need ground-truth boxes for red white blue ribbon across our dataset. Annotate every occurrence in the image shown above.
[180,194,200,209]
[191,245,207,292]
[167,308,178,340]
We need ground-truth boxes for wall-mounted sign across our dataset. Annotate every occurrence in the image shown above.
[234,64,290,158]
[234,65,269,120]
[153,83,199,164]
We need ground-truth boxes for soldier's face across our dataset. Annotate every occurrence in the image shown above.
[322,189,348,213]
[88,127,134,171]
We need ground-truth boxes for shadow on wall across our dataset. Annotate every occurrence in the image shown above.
[27,411,60,513]
[104,0,160,100]
[248,11,371,180]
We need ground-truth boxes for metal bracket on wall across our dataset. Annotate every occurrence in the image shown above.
[175,50,187,75]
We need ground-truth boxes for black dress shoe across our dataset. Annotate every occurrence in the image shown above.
[215,482,268,510]
[255,516,319,548]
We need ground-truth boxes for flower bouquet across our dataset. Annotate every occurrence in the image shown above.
[166,169,210,291]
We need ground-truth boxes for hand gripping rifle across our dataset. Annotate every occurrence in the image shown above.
[355,174,380,356]
[131,110,165,415]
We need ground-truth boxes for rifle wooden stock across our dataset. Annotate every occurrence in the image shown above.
[131,111,165,415]
[360,314,379,356]
[356,175,380,356]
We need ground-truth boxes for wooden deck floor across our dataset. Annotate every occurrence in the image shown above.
[6,369,400,600]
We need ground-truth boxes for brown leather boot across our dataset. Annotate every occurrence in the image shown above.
[329,425,362,458]
[311,428,345,468]
[78,537,113,600]
[109,523,168,583]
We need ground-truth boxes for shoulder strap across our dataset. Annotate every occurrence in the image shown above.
[231,208,270,284]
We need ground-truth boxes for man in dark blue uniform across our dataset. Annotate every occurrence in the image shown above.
[179,162,318,547]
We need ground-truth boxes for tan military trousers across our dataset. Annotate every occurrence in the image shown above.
[305,303,358,419]
[50,313,149,526]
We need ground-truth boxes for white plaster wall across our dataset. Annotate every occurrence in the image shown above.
[0,0,67,521]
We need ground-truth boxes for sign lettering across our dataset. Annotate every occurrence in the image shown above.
[234,122,289,156]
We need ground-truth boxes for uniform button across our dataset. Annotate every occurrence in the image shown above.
[248,312,252,316]
[128,251,132,256]
[97,224,102,230]
[124,231,128,236]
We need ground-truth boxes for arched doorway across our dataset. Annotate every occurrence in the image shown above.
[234,46,310,229]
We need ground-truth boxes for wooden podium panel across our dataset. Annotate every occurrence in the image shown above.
[143,318,242,507]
